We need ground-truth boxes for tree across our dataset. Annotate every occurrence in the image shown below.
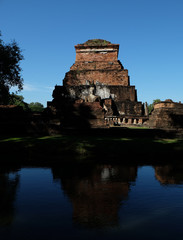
[0,82,9,104]
[148,99,161,113]
[0,32,24,104]
[28,102,44,112]
[9,93,29,111]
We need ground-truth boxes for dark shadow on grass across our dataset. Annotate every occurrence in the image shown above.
[0,127,183,166]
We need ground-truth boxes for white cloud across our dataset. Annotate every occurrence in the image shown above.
[23,83,37,91]
[11,84,54,98]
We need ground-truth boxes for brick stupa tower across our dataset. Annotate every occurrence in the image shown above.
[48,39,147,128]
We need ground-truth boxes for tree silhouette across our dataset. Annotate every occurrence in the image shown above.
[0,32,24,104]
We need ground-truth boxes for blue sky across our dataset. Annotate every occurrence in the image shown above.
[0,0,183,106]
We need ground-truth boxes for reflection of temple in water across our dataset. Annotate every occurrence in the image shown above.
[154,164,183,185]
[0,168,19,226]
[52,164,137,228]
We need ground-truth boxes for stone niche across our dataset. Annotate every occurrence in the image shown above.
[48,39,147,128]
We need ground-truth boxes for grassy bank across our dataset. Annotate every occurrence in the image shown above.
[0,129,183,165]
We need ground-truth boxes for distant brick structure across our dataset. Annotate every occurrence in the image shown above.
[48,39,148,128]
[148,99,183,130]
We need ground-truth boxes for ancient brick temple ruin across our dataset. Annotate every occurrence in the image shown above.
[148,99,183,130]
[47,39,148,128]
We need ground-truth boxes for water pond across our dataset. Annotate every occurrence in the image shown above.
[0,163,183,240]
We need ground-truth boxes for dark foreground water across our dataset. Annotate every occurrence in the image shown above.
[1,163,183,240]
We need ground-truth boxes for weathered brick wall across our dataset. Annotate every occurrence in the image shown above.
[75,51,118,62]
[75,44,119,62]
[108,86,136,101]
[65,43,129,87]
[115,101,144,116]
[64,69,129,86]
[148,101,183,129]
[154,101,183,111]
[70,61,123,71]
[73,102,104,119]
[53,85,136,104]
[54,102,105,128]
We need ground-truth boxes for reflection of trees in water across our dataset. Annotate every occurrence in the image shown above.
[154,164,183,185]
[52,164,137,228]
[0,168,19,226]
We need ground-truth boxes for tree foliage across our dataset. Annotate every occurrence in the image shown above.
[0,32,24,104]
[9,93,29,111]
[0,82,9,104]
[28,102,44,112]
[7,93,44,112]
[148,99,161,113]
[84,39,111,46]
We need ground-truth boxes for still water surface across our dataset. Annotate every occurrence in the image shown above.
[0,164,183,240]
